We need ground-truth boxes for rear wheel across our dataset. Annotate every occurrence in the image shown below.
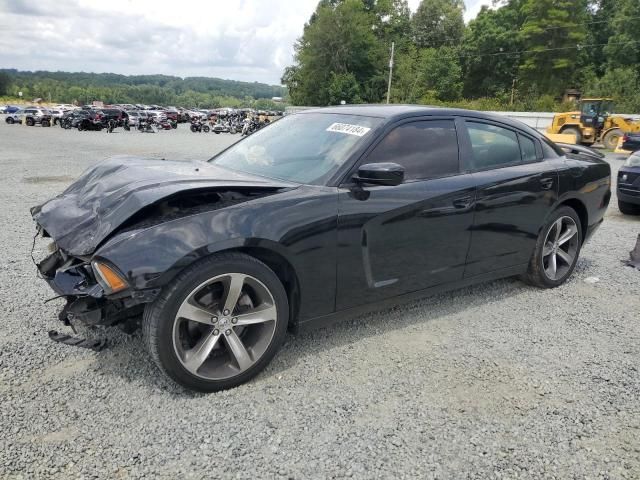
[6,117,14,124]
[561,126,582,144]
[203,125,210,133]
[41,119,50,127]
[26,117,35,126]
[523,206,582,288]
[143,252,288,392]
[618,200,640,215]
[603,128,623,150]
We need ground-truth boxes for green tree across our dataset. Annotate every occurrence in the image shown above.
[462,2,525,98]
[585,67,640,112]
[518,0,589,94]
[412,0,465,48]
[328,72,362,104]
[0,72,10,96]
[603,0,640,69]
[283,0,382,105]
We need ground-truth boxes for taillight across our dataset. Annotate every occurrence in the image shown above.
[623,134,629,142]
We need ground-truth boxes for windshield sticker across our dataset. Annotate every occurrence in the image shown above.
[326,123,371,137]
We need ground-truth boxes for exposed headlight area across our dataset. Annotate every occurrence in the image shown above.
[91,260,129,294]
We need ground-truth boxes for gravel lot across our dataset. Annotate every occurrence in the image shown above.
[1,120,639,479]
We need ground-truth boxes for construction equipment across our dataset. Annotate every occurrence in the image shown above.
[546,98,640,149]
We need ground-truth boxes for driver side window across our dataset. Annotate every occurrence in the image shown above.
[365,120,460,181]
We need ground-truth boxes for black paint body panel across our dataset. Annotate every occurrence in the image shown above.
[32,106,612,329]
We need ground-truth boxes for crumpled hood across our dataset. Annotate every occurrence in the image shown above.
[31,155,295,256]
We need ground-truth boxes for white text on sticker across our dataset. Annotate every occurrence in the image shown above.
[326,123,371,137]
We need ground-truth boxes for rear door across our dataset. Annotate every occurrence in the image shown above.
[336,117,476,310]
[460,119,559,276]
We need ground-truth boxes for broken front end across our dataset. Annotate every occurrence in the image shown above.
[35,238,151,331]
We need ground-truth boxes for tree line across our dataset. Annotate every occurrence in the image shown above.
[0,70,286,110]
[282,0,640,113]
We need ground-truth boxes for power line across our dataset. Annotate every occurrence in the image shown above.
[460,39,640,60]
[508,15,640,33]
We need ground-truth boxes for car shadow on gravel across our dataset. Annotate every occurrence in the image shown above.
[87,274,537,396]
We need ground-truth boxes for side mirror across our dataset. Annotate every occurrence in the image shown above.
[354,163,404,186]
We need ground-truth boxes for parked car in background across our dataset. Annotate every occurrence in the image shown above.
[5,107,52,126]
[126,110,148,127]
[31,106,611,392]
[622,132,640,152]
[100,108,127,126]
[617,150,640,215]
[52,104,77,112]
[48,109,66,125]
[147,110,167,123]
[1,105,21,114]
[60,110,89,129]
[77,110,105,131]
[164,108,179,122]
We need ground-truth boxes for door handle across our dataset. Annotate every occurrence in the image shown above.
[452,196,473,209]
[540,178,554,190]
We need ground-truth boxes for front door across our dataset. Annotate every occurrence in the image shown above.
[336,118,476,311]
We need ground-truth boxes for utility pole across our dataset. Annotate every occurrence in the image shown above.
[386,41,395,104]
[510,77,517,106]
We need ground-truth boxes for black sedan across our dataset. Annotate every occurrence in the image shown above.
[622,132,640,152]
[617,150,640,215]
[31,106,611,392]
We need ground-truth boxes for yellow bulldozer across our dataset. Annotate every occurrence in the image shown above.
[546,98,640,149]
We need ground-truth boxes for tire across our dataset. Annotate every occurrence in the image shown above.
[26,117,35,126]
[522,206,582,288]
[603,128,623,150]
[203,126,210,133]
[561,126,582,144]
[6,117,14,124]
[143,252,289,392]
[190,124,198,133]
[41,120,50,127]
[618,200,640,215]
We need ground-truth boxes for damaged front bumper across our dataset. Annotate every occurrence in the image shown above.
[38,248,158,328]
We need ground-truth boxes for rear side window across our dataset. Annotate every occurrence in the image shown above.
[467,122,521,169]
[366,120,459,181]
[519,134,538,162]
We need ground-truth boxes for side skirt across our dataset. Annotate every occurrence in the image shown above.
[294,264,528,334]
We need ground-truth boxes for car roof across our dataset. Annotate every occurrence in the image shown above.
[298,105,541,137]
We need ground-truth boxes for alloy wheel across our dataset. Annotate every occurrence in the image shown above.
[172,273,278,380]
[542,216,579,281]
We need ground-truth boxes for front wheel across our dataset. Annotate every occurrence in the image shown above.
[41,119,50,127]
[6,117,14,124]
[603,128,623,150]
[26,117,35,126]
[143,253,289,392]
[523,206,582,288]
[202,125,210,133]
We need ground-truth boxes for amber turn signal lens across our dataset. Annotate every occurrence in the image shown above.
[93,262,128,293]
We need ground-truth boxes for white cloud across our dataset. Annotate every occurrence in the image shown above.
[0,0,489,85]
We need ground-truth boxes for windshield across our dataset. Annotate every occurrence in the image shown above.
[626,153,640,167]
[210,113,381,185]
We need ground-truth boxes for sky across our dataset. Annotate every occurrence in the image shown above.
[0,0,490,86]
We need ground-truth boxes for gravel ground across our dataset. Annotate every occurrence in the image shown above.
[1,120,639,479]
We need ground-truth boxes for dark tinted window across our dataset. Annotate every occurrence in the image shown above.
[519,134,538,162]
[467,122,521,169]
[541,137,563,157]
[366,120,459,181]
